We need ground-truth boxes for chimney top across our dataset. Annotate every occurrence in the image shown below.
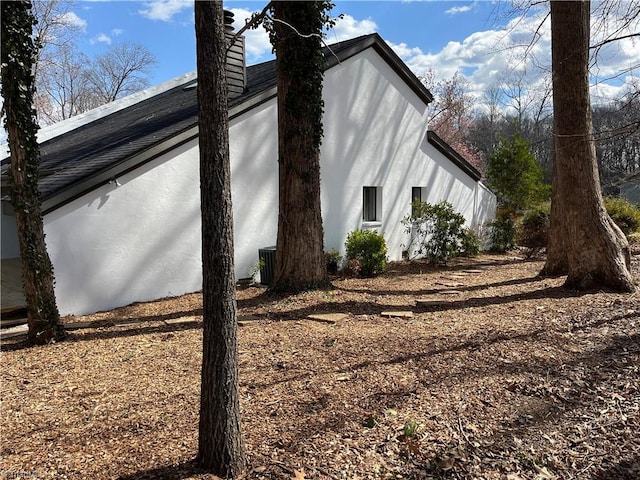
[224,10,234,33]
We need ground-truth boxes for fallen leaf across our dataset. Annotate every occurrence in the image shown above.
[291,469,306,480]
[534,464,555,479]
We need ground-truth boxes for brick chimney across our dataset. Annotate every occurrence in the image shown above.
[224,10,246,99]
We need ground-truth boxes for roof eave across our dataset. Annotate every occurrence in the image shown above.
[427,130,482,182]
[326,33,433,105]
[39,86,282,214]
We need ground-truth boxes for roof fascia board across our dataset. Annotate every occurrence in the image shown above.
[326,34,433,105]
[42,124,199,214]
[427,130,481,182]
[229,86,277,119]
[41,88,281,214]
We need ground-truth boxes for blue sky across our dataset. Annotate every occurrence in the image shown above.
[6,1,625,114]
[64,0,638,111]
[73,1,509,83]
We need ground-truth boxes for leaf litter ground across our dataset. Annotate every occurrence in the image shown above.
[1,252,639,480]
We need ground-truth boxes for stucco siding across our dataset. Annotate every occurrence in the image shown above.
[44,139,203,315]
[7,45,495,316]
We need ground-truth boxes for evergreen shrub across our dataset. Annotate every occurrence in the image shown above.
[345,230,387,277]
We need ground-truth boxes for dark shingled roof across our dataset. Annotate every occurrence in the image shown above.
[1,34,440,213]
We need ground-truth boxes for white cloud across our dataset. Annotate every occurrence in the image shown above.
[327,14,377,42]
[58,11,87,31]
[139,0,191,22]
[388,7,638,108]
[229,8,273,62]
[91,33,112,45]
[225,10,378,64]
[445,5,472,16]
[111,28,124,37]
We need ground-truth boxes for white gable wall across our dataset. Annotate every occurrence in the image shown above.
[320,48,496,258]
[22,45,495,316]
[43,139,203,315]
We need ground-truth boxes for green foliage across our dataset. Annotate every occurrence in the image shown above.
[345,230,387,277]
[460,227,481,256]
[403,419,418,438]
[604,196,640,235]
[487,211,517,253]
[486,133,549,212]
[518,202,551,257]
[249,259,266,281]
[402,200,473,264]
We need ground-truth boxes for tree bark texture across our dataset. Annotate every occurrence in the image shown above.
[194,2,246,476]
[540,153,569,276]
[550,0,634,292]
[271,1,328,292]
[1,0,66,345]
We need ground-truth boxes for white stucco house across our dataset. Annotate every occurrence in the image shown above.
[1,32,496,316]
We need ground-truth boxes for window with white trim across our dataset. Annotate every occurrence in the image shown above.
[363,186,382,222]
[411,186,424,217]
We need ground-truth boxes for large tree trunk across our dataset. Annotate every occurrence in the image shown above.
[1,0,66,345]
[271,1,328,292]
[194,2,245,476]
[540,153,568,276]
[549,0,634,292]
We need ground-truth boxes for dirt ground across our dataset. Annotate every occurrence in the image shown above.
[1,251,639,480]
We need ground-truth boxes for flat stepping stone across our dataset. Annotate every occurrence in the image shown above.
[381,311,413,318]
[165,316,199,325]
[0,324,28,339]
[113,318,145,326]
[435,281,465,288]
[463,269,483,274]
[307,313,348,324]
[440,290,463,295]
[62,321,94,330]
[238,314,262,326]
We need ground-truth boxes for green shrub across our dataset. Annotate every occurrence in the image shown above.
[345,230,387,277]
[460,228,481,257]
[401,200,470,264]
[488,211,516,253]
[518,202,550,257]
[604,196,640,235]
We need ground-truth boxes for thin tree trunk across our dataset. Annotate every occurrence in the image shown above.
[271,1,328,292]
[194,2,245,476]
[550,0,634,292]
[1,0,66,345]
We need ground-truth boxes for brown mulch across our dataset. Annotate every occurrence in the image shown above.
[1,252,639,480]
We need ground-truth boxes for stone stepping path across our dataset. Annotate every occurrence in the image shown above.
[238,314,262,326]
[381,311,413,318]
[307,313,348,324]
[415,300,448,308]
[435,281,465,288]
[165,316,200,326]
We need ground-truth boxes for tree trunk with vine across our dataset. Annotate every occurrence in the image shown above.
[548,0,634,291]
[1,0,66,345]
[269,1,331,292]
[194,1,246,476]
